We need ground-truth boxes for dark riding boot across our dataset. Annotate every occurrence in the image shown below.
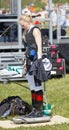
[24,90,43,118]
[31,90,36,108]
[35,90,43,111]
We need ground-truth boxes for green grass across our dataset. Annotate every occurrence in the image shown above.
[0,74,69,130]
[0,124,69,130]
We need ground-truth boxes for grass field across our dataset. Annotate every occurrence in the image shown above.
[0,74,69,130]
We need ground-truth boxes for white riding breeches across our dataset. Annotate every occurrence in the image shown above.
[26,73,42,92]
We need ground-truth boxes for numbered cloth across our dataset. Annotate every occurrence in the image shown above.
[29,54,52,82]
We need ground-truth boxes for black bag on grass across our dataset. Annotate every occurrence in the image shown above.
[0,96,31,118]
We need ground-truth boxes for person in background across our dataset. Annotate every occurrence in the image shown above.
[19,14,43,117]
[29,3,35,13]
[22,5,31,15]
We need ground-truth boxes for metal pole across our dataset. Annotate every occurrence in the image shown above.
[57,8,61,44]
[17,0,23,52]
[43,82,47,104]
[48,0,53,45]
[10,0,18,15]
